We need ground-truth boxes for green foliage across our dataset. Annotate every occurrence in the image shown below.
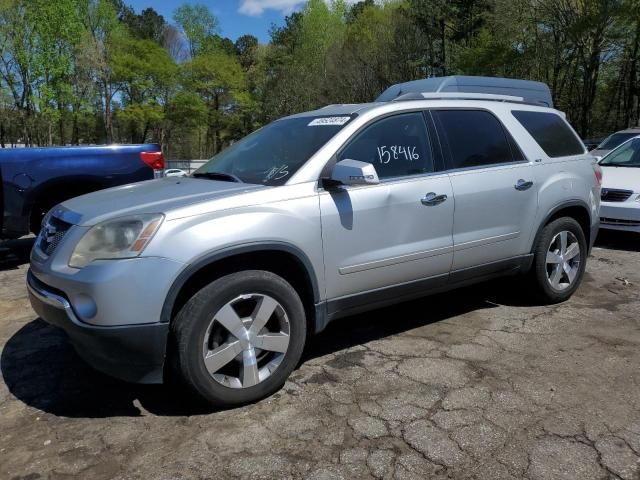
[173,3,218,57]
[1,0,639,153]
[119,6,166,43]
[112,36,178,102]
[235,34,258,69]
[167,91,207,127]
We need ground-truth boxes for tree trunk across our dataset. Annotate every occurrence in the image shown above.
[71,109,79,145]
[58,103,65,146]
[103,80,114,144]
[440,19,446,76]
[212,93,220,154]
[142,122,150,144]
[624,20,640,128]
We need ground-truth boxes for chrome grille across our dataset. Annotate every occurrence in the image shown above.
[38,215,72,256]
[601,189,633,202]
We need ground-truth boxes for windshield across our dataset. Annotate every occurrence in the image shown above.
[598,132,639,150]
[193,115,353,186]
[600,137,640,167]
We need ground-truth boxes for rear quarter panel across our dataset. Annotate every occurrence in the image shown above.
[495,105,599,249]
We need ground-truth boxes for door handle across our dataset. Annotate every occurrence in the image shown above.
[514,179,534,191]
[421,192,448,206]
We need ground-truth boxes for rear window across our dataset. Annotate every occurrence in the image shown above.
[512,110,584,157]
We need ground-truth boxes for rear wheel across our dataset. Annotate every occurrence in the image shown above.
[170,270,306,407]
[530,217,587,303]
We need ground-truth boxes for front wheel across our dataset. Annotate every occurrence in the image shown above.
[529,217,587,303]
[170,270,306,407]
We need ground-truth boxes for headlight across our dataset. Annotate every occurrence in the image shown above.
[635,194,640,202]
[69,214,164,268]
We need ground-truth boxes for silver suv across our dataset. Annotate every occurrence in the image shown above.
[28,78,602,407]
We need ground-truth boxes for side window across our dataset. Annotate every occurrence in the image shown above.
[433,110,518,169]
[512,110,585,157]
[338,112,433,179]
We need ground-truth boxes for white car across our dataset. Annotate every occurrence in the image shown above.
[599,135,640,232]
[163,168,188,177]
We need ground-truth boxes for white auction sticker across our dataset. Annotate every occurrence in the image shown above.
[308,116,351,126]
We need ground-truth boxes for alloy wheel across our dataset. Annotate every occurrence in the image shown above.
[202,293,290,389]
[545,230,581,291]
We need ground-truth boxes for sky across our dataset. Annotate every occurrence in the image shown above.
[126,0,307,43]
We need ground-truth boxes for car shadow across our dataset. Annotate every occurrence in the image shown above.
[1,277,536,418]
[1,319,212,418]
[0,237,34,271]
[303,278,535,360]
[594,229,640,252]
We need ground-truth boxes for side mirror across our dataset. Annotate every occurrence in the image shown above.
[330,159,380,186]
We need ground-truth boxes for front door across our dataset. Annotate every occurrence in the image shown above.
[319,112,454,310]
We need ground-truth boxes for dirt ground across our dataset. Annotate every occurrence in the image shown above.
[0,231,639,480]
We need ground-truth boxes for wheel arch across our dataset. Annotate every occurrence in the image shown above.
[161,242,322,334]
[531,200,593,255]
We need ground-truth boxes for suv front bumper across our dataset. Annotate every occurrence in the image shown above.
[27,270,169,383]
[599,201,640,233]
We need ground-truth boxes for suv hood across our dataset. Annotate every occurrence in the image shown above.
[59,177,266,226]
[601,165,640,192]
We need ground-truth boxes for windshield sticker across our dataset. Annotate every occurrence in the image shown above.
[308,116,351,126]
[264,165,289,182]
[377,145,420,164]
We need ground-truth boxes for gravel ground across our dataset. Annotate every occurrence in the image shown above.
[0,231,639,480]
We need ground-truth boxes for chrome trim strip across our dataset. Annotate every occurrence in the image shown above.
[51,205,82,225]
[600,217,640,226]
[454,232,520,251]
[339,245,452,275]
[26,274,81,323]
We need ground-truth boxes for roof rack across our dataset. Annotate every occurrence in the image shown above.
[392,92,528,104]
[376,76,553,108]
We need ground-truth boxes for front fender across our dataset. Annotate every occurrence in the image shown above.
[144,189,325,321]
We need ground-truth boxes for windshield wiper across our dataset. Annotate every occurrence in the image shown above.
[192,171,243,183]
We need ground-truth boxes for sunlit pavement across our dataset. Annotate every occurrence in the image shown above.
[1,231,639,479]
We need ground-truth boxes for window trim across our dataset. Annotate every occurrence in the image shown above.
[320,109,439,186]
[430,107,529,174]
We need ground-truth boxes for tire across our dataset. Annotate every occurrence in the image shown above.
[530,217,587,303]
[170,270,306,407]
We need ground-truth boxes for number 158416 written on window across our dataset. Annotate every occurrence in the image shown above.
[377,145,420,164]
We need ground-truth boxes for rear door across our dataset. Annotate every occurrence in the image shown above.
[431,109,538,272]
[320,111,454,309]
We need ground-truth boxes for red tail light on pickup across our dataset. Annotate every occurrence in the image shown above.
[140,151,165,171]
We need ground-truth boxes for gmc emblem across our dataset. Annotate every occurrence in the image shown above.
[43,223,57,242]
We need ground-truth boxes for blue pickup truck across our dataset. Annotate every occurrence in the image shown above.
[0,144,163,239]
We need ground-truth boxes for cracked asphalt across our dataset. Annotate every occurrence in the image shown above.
[1,231,639,480]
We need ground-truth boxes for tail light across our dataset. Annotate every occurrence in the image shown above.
[593,163,603,186]
[140,151,165,171]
